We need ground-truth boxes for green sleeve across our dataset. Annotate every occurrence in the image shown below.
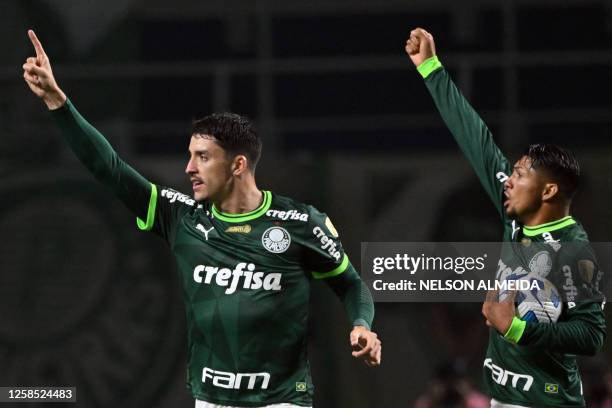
[302,206,374,329]
[50,99,152,221]
[420,57,512,217]
[516,302,606,355]
[324,262,375,330]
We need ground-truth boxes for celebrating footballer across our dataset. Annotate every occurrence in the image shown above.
[406,27,606,408]
[23,29,381,408]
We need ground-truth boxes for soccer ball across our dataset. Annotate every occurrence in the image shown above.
[515,275,563,323]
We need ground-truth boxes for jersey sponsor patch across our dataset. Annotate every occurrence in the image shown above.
[325,217,339,238]
[262,227,291,253]
[577,259,595,284]
[160,188,195,206]
[312,226,341,261]
[295,382,307,392]
[266,209,309,222]
[192,262,281,294]
[562,265,578,303]
[225,225,252,234]
[202,366,270,390]
[484,358,534,392]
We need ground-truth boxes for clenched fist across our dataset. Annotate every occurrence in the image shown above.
[405,27,436,67]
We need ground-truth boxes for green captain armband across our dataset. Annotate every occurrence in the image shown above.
[504,316,526,344]
[417,55,442,78]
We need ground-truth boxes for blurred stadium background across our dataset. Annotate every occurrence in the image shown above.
[2,0,612,406]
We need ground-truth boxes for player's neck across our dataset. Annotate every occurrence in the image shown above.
[521,204,570,227]
[214,179,263,215]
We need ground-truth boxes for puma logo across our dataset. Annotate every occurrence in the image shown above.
[196,224,215,241]
[511,220,520,240]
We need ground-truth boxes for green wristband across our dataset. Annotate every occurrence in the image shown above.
[416,55,442,78]
[504,316,526,344]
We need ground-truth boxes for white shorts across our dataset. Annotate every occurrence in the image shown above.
[490,399,530,408]
[195,400,310,408]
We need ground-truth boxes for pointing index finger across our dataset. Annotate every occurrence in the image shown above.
[28,29,46,61]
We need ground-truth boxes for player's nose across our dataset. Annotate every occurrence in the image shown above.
[504,177,513,191]
[185,158,197,175]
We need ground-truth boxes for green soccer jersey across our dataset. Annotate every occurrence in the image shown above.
[50,99,374,407]
[419,57,606,407]
[141,187,354,405]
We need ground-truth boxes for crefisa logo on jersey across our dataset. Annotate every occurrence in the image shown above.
[266,209,309,222]
[160,188,195,206]
[261,227,291,253]
[312,226,341,261]
[193,263,281,294]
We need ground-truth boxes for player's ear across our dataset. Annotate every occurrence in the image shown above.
[232,155,249,176]
[542,182,559,202]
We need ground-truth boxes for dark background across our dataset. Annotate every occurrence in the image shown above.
[1,0,612,407]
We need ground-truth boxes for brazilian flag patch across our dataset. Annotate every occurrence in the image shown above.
[545,383,559,394]
[295,382,307,392]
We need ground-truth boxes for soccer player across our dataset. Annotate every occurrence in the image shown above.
[406,28,606,407]
[23,29,381,408]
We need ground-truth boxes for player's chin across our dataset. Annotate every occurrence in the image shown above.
[193,190,208,202]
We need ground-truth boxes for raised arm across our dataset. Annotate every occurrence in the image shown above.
[22,30,153,223]
[23,30,67,109]
[405,28,512,216]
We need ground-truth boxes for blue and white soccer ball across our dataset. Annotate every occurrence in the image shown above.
[515,275,563,323]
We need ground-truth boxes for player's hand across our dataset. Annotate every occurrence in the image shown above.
[350,326,381,367]
[405,27,436,67]
[482,289,516,334]
[23,29,66,110]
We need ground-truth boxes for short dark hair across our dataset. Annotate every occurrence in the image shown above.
[525,144,580,200]
[191,113,262,171]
